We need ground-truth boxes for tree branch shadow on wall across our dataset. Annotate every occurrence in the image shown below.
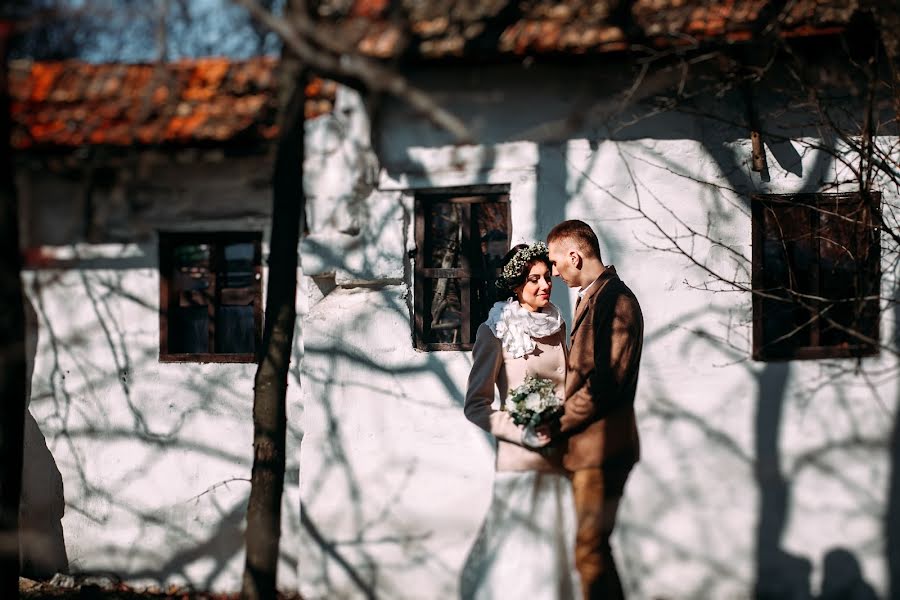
[605,72,890,598]
[753,362,813,600]
[299,501,377,600]
[377,73,894,598]
[24,155,465,596]
[22,258,305,590]
[288,335,378,600]
[298,336,455,599]
[626,313,888,599]
[300,132,512,590]
[126,500,246,590]
[694,104,886,600]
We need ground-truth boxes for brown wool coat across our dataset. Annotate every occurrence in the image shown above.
[464,322,569,473]
[560,266,643,471]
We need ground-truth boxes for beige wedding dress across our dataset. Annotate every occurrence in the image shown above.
[460,300,581,600]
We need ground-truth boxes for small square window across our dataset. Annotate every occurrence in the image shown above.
[751,192,880,361]
[159,232,262,363]
[414,187,511,351]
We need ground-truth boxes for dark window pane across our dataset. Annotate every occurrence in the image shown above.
[753,193,880,360]
[759,202,816,353]
[172,244,211,292]
[220,287,256,305]
[415,191,510,350]
[222,242,255,288]
[216,306,255,354]
[161,234,261,361]
[173,243,211,267]
[424,203,461,269]
[471,202,509,324]
[426,277,462,344]
[473,201,509,274]
[170,307,208,353]
[476,202,509,264]
[817,198,878,348]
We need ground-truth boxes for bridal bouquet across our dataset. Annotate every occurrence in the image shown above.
[505,375,564,428]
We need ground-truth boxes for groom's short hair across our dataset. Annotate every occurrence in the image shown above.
[547,220,601,259]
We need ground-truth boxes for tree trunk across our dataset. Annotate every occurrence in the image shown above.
[0,19,26,597]
[240,55,306,600]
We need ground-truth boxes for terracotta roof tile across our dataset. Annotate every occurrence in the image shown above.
[11,56,336,150]
[13,2,856,150]
[328,0,852,58]
[29,62,64,102]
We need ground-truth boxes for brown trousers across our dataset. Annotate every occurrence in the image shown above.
[572,466,632,600]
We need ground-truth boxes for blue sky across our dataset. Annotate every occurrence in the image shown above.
[16,0,285,62]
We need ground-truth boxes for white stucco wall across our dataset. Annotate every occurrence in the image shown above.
[19,155,304,591]
[19,58,899,599]
[297,65,900,600]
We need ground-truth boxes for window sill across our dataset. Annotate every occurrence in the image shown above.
[753,344,879,362]
[415,343,474,352]
[159,353,256,364]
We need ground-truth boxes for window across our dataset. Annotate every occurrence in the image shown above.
[751,192,880,361]
[414,187,511,351]
[159,232,262,363]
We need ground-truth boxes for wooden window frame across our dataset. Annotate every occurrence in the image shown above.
[414,185,511,352]
[751,192,881,361]
[159,231,263,363]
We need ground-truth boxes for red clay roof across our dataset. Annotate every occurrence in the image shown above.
[10,56,336,150]
[11,1,855,150]
[332,0,854,58]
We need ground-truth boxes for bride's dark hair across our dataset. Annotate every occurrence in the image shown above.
[495,243,552,301]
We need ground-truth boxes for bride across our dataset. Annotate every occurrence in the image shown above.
[460,242,580,599]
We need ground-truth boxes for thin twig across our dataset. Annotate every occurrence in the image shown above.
[232,0,473,144]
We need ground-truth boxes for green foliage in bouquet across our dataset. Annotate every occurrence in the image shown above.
[505,375,564,428]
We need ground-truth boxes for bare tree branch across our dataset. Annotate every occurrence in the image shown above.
[232,0,473,144]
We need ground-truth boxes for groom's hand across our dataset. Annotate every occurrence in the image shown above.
[543,416,564,446]
[521,424,551,450]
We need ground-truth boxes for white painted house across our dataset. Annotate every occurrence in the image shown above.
[12,2,900,599]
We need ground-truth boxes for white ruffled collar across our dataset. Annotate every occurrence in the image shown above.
[485,299,564,358]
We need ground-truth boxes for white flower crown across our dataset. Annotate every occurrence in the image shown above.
[495,242,549,290]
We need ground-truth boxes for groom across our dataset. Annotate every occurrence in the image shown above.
[545,220,643,600]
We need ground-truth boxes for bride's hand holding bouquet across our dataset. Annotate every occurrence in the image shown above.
[504,375,563,450]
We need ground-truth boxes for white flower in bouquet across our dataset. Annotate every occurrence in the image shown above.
[505,375,564,428]
[524,392,543,411]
